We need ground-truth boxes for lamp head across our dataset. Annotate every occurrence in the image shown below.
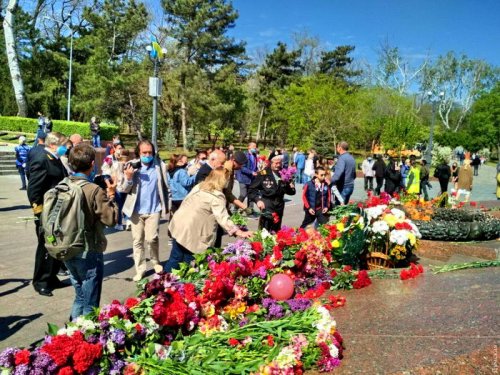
[145,45,153,52]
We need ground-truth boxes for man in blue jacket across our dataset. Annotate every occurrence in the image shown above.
[235,142,258,214]
[330,141,356,205]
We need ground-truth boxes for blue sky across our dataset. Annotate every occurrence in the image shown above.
[226,0,500,66]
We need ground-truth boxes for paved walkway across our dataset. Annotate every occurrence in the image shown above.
[0,169,499,373]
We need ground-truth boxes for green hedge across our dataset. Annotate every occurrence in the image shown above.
[0,116,119,140]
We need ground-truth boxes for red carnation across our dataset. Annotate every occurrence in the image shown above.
[250,242,263,256]
[266,335,275,346]
[228,338,239,346]
[72,342,102,374]
[400,269,411,280]
[124,297,140,310]
[14,349,30,365]
[330,269,338,278]
[58,366,74,375]
[272,246,283,262]
[272,212,280,224]
[353,270,372,289]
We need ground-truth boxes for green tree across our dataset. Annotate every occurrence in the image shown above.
[161,0,245,150]
[255,42,302,142]
[421,52,497,132]
[466,82,500,157]
[318,45,362,82]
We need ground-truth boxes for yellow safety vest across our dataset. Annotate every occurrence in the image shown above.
[406,166,420,194]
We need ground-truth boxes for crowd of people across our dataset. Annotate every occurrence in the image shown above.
[11,126,500,322]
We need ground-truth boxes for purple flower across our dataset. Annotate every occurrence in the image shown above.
[0,347,17,368]
[279,167,297,183]
[239,318,249,327]
[99,320,110,330]
[286,298,312,312]
[13,364,29,375]
[110,329,126,346]
[262,298,285,319]
[86,334,99,344]
[31,349,55,372]
[222,240,255,263]
[110,359,126,374]
[318,357,341,372]
[254,266,267,279]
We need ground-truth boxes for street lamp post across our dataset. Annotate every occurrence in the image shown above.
[44,16,73,121]
[146,41,167,151]
[426,91,444,165]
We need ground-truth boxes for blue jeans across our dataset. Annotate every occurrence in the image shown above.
[296,168,305,184]
[64,251,103,320]
[17,166,27,188]
[340,185,354,205]
[163,239,194,273]
[92,134,101,148]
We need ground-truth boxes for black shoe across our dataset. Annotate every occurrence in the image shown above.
[19,187,26,190]
[37,288,53,297]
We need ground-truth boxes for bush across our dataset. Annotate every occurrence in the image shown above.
[0,116,119,140]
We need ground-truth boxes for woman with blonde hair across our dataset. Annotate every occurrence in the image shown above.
[164,168,253,272]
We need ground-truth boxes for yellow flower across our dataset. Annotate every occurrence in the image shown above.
[383,214,397,227]
[408,233,416,246]
[336,222,345,232]
[224,301,247,319]
[331,239,340,248]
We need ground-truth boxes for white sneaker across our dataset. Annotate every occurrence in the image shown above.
[114,224,124,231]
[132,273,144,282]
[125,221,132,231]
[153,264,163,273]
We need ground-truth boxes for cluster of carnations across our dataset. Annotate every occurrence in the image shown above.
[400,263,425,280]
[279,166,297,183]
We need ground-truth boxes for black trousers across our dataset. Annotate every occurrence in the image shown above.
[300,209,329,228]
[364,176,373,191]
[33,216,61,291]
[438,179,449,194]
[375,177,384,195]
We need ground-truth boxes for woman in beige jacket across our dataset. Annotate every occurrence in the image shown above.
[164,168,253,272]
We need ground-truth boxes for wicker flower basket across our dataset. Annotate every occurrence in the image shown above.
[367,239,394,270]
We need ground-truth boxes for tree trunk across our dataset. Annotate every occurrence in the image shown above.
[256,104,265,142]
[3,0,27,117]
[180,70,188,151]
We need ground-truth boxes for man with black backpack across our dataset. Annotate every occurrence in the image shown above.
[27,132,68,297]
[61,143,118,320]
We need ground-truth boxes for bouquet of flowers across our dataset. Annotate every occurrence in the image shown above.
[279,166,297,183]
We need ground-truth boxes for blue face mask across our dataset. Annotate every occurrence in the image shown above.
[141,155,154,164]
[57,145,67,157]
[250,148,256,154]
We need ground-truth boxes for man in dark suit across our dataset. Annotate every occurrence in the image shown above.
[26,132,46,180]
[27,132,68,296]
[194,149,226,184]
[249,155,296,232]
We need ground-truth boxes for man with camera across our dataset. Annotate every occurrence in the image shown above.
[118,140,169,282]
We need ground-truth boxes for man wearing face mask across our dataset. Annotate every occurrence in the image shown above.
[118,140,169,282]
[27,132,69,297]
[235,142,258,215]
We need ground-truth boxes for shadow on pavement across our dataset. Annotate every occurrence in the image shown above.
[0,278,31,297]
[103,248,134,277]
[0,205,31,212]
[0,313,43,342]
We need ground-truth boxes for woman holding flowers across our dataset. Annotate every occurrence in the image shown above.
[164,168,253,273]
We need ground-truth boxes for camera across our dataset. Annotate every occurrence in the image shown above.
[126,160,141,169]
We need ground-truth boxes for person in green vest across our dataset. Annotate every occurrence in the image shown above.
[406,159,421,195]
